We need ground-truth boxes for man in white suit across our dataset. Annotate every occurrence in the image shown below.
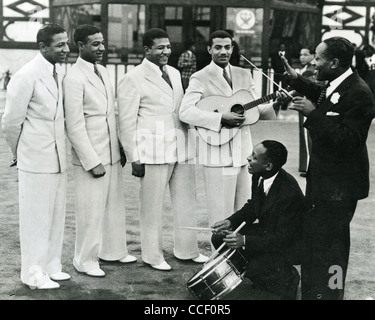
[180,30,281,235]
[2,24,70,289]
[117,28,208,271]
[63,25,136,277]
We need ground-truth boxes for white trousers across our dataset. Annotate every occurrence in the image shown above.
[73,162,129,272]
[203,165,251,228]
[139,163,199,265]
[18,170,67,286]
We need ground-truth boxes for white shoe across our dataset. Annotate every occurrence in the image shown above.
[50,272,71,281]
[119,255,137,263]
[85,268,105,277]
[192,253,209,263]
[151,261,172,271]
[30,279,60,290]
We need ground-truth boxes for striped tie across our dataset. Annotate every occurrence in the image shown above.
[223,68,232,88]
[316,85,329,107]
[94,64,104,84]
[160,66,172,88]
[53,65,58,88]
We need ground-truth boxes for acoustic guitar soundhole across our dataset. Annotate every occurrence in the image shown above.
[231,104,245,115]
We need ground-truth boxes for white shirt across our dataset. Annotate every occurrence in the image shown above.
[259,171,279,196]
[326,67,353,97]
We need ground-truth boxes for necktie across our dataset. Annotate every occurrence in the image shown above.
[223,68,232,88]
[258,178,265,197]
[316,84,329,107]
[161,66,173,88]
[53,65,58,88]
[94,64,104,84]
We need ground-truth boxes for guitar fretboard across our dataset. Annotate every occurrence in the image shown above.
[244,92,278,110]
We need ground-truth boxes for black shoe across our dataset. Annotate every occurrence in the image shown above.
[300,172,307,178]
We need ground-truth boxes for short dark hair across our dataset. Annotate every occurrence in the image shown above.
[143,28,169,48]
[73,24,101,45]
[322,36,354,67]
[208,30,233,47]
[301,46,315,55]
[261,140,288,171]
[36,23,66,46]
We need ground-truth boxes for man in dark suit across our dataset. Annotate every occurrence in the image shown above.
[211,140,305,300]
[281,36,375,300]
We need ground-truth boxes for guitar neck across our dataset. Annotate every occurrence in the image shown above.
[244,92,278,110]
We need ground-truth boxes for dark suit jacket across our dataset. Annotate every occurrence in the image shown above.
[227,169,305,263]
[289,70,375,201]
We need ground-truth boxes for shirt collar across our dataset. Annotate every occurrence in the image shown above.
[144,58,163,76]
[78,56,97,72]
[212,61,231,78]
[326,67,353,97]
[260,171,279,195]
[39,53,55,75]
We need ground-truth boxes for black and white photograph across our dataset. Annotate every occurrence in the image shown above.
[1,0,375,309]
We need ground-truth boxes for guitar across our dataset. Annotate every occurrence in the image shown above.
[195,89,281,146]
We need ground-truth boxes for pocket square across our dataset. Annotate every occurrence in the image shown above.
[326,111,340,116]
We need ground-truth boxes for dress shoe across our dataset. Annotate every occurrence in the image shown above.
[85,268,106,277]
[119,255,137,263]
[30,279,60,290]
[150,261,172,271]
[50,272,71,281]
[192,253,209,263]
[300,172,307,178]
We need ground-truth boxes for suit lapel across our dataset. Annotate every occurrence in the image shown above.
[261,170,283,215]
[208,61,233,96]
[320,72,356,113]
[143,60,173,97]
[37,55,58,100]
[76,58,107,98]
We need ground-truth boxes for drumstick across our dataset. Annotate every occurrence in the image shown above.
[240,54,293,99]
[179,227,216,232]
[205,221,246,264]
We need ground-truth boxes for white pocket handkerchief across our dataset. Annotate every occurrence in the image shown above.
[326,111,340,116]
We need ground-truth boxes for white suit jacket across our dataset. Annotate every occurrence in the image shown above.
[180,61,276,167]
[63,57,121,171]
[117,58,194,164]
[2,53,67,173]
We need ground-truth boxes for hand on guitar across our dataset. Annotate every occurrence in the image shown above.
[221,112,245,128]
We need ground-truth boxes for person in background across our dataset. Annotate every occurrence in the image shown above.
[2,23,70,289]
[281,36,375,300]
[117,28,208,271]
[297,46,316,177]
[355,44,375,95]
[211,140,304,300]
[63,24,136,278]
[224,29,240,66]
[177,40,197,91]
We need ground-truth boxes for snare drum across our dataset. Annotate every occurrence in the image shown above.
[186,249,248,300]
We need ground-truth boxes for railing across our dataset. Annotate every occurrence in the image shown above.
[61,62,278,100]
